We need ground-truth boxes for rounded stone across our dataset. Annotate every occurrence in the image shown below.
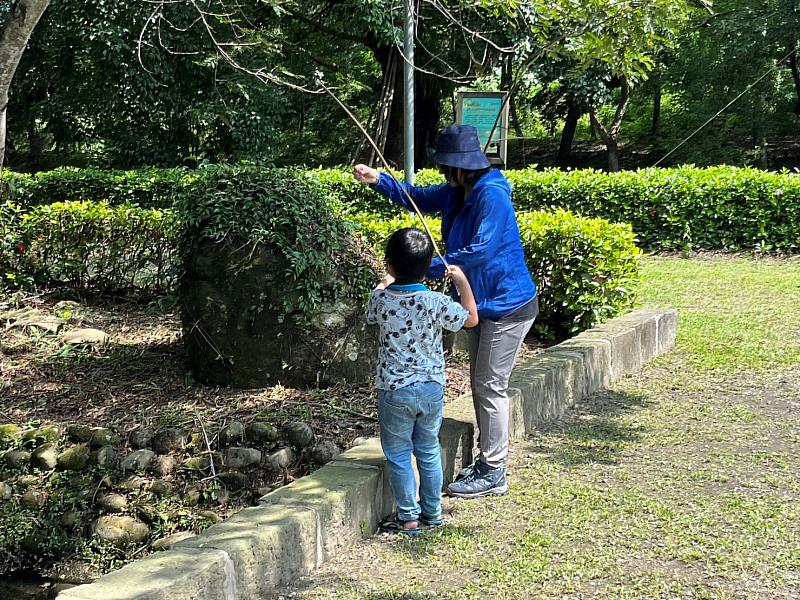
[152,531,195,551]
[97,493,128,513]
[217,471,249,490]
[21,425,62,447]
[284,422,314,448]
[89,427,118,447]
[21,488,46,509]
[246,423,279,444]
[182,455,211,471]
[150,480,174,498]
[183,485,201,506]
[66,424,95,443]
[148,455,177,477]
[222,447,261,469]
[17,474,39,488]
[310,440,340,465]
[120,449,155,473]
[119,476,149,491]
[136,504,159,524]
[264,447,295,471]
[60,510,81,529]
[0,481,12,500]
[57,445,90,471]
[152,429,185,454]
[218,421,245,447]
[0,423,22,445]
[31,443,59,470]
[93,516,150,546]
[130,430,154,449]
[90,446,118,468]
[3,450,31,469]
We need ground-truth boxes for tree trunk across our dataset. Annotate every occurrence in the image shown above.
[788,43,800,116]
[589,77,630,173]
[557,99,581,166]
[651,83,662,136]
[0,0,50,177]
[606,138,620,172]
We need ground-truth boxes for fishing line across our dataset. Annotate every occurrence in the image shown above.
[316,78,450,271]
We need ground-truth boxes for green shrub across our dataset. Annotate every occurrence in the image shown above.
[0,201,35,291]
[505,166,800,252]
[177,166,377,318]
[518,209,641,337]
[347,209,641,339]
[20,201,177,292]
[2,167,196,209]
[8,164,799,252]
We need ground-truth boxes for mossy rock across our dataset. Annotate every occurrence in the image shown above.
[58,445,90,471]
[3,450,31,469]
[181,223,379,388]
[93,515,150,546]
[21,425,62,447]
[66,424,95,443]
[246,422,279,444]
[20,488,47,509]
[31,443,59,470]
[0,424,22,446]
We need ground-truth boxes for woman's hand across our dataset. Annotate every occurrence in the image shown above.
[353,164,379,185]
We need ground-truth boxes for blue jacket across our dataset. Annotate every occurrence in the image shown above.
[373,169,537,320]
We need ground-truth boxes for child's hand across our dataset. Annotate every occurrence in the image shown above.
[445,265,468,287]
[353,164,379,185]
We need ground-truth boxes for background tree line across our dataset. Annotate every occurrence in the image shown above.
[2,0,799,174]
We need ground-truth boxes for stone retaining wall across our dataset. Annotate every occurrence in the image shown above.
[58,308,676,600]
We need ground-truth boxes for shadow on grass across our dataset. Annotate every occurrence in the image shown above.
[530,389,652,467]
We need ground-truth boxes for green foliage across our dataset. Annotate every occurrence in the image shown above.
[176,167,378,316]
[1,167,192,209]
[348,208,641,339]
[15,201,177,292]
[0,201,35,291]
[504,166,800,252]
[518,210,641,337]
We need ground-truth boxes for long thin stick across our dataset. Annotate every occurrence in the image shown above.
[317,79,449,270]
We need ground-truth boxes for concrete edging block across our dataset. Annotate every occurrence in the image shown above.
[57,548,236,600]
[174,504,318,597]
[258,463,392,560]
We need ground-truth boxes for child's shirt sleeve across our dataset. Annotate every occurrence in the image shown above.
[366,291,380,325]
[436,295,470,332]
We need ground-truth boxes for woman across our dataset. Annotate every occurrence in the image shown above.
[354,123,538,499]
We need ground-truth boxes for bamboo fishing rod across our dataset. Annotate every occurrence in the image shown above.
[316,78,450,271]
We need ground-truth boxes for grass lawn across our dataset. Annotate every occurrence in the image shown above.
[287,255,800,600]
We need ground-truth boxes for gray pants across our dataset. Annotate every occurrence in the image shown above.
[467,297,538,468]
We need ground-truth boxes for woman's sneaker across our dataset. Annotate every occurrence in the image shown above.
[453,461,477,482]
[446,461,508,499]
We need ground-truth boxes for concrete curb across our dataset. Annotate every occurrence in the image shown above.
[58,308,676,599]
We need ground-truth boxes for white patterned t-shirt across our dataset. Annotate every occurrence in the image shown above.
[366,288,469,391]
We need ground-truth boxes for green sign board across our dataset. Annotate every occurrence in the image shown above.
[456,92,509,166]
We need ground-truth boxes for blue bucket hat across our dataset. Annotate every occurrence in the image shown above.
[433,124,491,170]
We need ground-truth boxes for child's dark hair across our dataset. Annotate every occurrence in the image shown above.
[385,227,434,284]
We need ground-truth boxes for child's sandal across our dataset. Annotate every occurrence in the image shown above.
[420,514,444,527]
[378,513,421,535]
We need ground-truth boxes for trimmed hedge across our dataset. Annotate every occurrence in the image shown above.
[2,168,640,338]
[2,200,177,293]
[5,165,798,252]
[350,210,641,338]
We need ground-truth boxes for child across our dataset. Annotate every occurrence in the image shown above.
[366,227,478,534]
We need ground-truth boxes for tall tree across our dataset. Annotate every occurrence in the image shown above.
[0,0,49,174]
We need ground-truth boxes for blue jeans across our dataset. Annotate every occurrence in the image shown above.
[378,381,444,522]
